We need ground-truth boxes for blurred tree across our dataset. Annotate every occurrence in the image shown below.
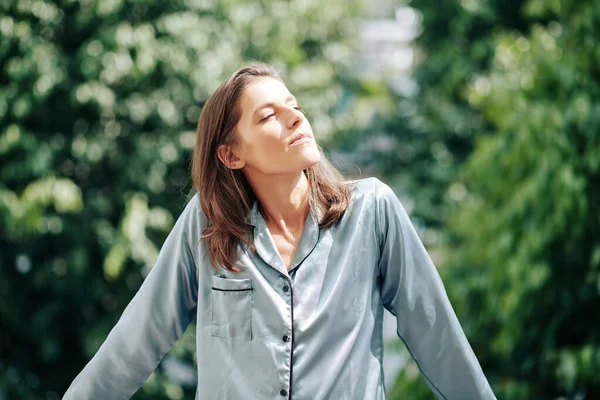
[380,0,600,398]
[444,0,600,397]
[0,0,367,398]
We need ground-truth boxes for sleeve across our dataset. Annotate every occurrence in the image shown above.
[375,180,496,400]
[63,193,202,400]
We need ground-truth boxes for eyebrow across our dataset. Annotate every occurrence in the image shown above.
[253,95,297,118]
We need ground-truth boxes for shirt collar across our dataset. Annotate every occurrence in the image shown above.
[246,198,260,227]
[245,198,322,275]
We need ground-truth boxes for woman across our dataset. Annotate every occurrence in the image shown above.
[63,62,496,399]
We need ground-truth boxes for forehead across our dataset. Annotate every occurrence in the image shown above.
[240,77,291,107]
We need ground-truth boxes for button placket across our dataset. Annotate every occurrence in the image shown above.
[281,275,294,400]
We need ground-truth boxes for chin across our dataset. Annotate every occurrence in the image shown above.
[301,152,321,170]
[303,160,320,170]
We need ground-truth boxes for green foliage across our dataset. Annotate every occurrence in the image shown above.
[349,0,533,233]
[0,0,367,398]
[446,1,600,397]
[388,370,435,400]
[383,0,600,398]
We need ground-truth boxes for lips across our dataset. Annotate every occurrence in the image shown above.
[289,132,311,145]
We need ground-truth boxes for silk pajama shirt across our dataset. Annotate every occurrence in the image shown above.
[63,177,496,399]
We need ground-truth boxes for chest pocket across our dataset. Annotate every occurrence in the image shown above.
[211,275,253,341]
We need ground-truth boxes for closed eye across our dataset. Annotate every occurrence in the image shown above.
[260,107,304,123]
[260,113,275,122]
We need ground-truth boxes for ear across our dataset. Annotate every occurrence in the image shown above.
[217,143,245,169]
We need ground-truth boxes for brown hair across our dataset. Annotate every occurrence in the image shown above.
[191,62,352,273]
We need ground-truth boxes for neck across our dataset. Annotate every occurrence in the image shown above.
[248,171,310,233]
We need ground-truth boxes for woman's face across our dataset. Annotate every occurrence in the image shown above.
[222,76,320,177]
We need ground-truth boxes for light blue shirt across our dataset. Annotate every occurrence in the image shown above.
[63,177,496,399]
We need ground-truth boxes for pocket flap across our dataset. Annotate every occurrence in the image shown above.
[211,275,253,291]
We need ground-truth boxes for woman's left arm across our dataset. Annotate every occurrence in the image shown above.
[375,179,496,400]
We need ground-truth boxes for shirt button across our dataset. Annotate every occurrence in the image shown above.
[280,389,288,397]
[282,284,289,292]
[282,335,289,342]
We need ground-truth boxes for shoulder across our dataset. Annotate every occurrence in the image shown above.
[344,176,398,204]
[345,177,410,236]
[181,192,202,217]
[177,191,207,236]
[343,176,404,228]
[185,192,201,210]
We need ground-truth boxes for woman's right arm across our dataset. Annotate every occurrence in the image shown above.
[63,193,202,400]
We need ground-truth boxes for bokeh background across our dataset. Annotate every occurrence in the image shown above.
[1,0,599,398]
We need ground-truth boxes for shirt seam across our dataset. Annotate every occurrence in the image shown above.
[373,178,383,277]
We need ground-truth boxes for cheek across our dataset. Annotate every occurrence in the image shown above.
[247,132,284,159]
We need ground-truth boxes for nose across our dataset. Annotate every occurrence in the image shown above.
[287,106,304,130]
